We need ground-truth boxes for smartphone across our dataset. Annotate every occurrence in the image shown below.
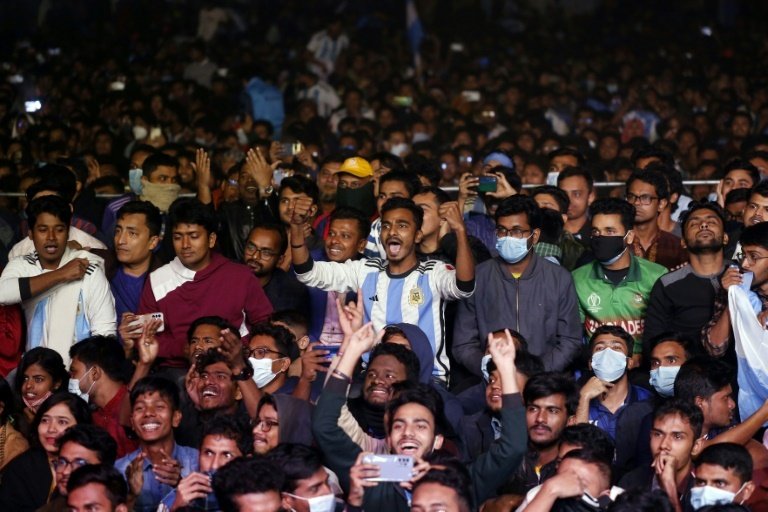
[279,141,303,158]
[312,344,341,362]
[450,42,465,52]
[273,168,288,186]
[128,312,165,333]
[477,175,497,193]
[546,171,559,186]
[393,96,413,108]
[24,100,42,113]
[362,454,414,482]
[461,90,481,102]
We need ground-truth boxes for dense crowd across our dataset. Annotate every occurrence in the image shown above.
[2,2,768,512]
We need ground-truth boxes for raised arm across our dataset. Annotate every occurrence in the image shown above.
[439,201,475,287]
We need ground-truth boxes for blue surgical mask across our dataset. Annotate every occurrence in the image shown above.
[128,168,143,195]
[649,365,680,397]
[590,348,627,382]
[689,484,742,509]
[496,235,532,264]
[481,354,492,382]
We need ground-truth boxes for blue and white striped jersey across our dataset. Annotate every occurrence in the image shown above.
[296,257,474,381]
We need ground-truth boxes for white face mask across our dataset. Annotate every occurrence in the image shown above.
[132,125,148,140]
[689,483,746,509]
[390,142,409,157]
[590,348,628,382]
[285,492,336,512]
[249,357,285,389]
[68,367,95,403]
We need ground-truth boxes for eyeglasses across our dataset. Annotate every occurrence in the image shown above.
[626,193,659,205]
[244,244,278,259]
[737,251,768,266]
[52,457,89,471]
[495,226,531,239]
[199,371,232,383]
[249,346,287,360]
[251,418,279,432]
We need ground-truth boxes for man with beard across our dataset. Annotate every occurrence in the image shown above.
[482,371,577,511]
[724,181,768,259]
[291,196,475,382]
[643,201,730,360]
[242,222,309,312]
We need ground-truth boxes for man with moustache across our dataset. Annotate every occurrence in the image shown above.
[242,222,309,313]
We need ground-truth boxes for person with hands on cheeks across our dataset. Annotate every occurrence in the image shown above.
[618,399,704,512]
[574,326,652,440]
[292,195,475,383]
[115,376,198,512]
[519,448,617,512]
[158,415,251,512]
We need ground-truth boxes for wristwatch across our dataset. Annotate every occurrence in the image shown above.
[260,185,274,196]
[231,362,254,381]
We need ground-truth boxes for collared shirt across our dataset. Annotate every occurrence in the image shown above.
[115,443,199,512]
[588,384,652,439]
[630,230,688,270]
[93,386,137,458]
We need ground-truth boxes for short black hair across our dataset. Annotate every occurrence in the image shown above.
[195,348,232,375]
[266,443,325,493]
[559,424,615,466]
[386,384,449,437]
[548,147,586,166]
[413,457,473,512]
[627,168,670,200]
[214,457,284,512]
[723,158,760,188]
[486,349,544,379]
[694,443,753,484]
[169,197,217,235]
[557,166,594,191]
[494,195,543,230]
[561,447,612,484]
[0,377,18,425]
[649,332,694,361]
[630,146,675,168]
[608,488,675,512]
[329,206,371,241]
[530,185,570,214]
[187,315,239,344]
[248,222,288,256]
[57,424,119,466]
[679,200,727,231]
[653,398,704,439]
[66,464,128,507]
[379,170,421,198]
[750,181,768,200]
[280,175,320,206]
[675,357,734,403]
[130,376,180,411]
[589,198,636,231]
[69,335,131,384]
[523,372,579,416]
[269,310,308,333]
[589,325,633,354]
[202,415,253,458]
[381,197,424,231]
[116,200,163,238]
[25,166,78,203]
[15,347,68,396]
[739,222,768,251]
[249,322,294,359]
[369,342,421,385]
[142,152,179,178]
[26,194,72,229]
[725,187,751,207]
[415,185,451,206]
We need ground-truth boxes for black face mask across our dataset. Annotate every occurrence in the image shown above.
[590,234,627,265]
[336,181,376,218]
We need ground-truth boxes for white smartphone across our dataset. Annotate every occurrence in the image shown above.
[362,454,414,482]
[129,312,165,333]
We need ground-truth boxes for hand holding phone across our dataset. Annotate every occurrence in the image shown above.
[362,454,414,482]
[128,312,165,333]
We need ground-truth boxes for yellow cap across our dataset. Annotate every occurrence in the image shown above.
[338,157,374,178]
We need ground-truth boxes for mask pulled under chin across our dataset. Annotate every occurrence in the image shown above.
[140,181,181,212]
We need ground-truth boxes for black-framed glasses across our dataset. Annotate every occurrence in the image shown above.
[251,418,280,432]
[737,251,768,266]
[244,244,278,259]
[495,226,531,239]
[249,346,287,360]
[52,457,89,471]
[626,193,659,205]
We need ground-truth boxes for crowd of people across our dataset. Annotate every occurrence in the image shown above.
[2,1,768,512]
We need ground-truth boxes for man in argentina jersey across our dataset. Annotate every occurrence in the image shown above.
[290,195,475,382]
